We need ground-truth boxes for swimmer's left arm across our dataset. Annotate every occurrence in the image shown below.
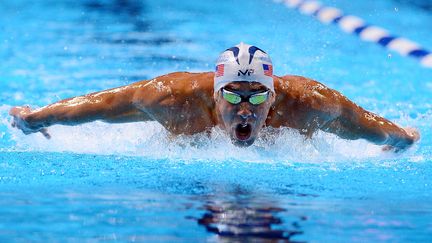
[321,89,420,152]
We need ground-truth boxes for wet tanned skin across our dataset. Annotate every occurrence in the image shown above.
[9,71,419,151]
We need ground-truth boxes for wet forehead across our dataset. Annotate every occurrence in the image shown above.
[223,81,268,92]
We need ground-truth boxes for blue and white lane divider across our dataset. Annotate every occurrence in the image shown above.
[274,0,432,68]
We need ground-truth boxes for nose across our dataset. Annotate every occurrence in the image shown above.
[239,113,251,119]
[237,104,253,120]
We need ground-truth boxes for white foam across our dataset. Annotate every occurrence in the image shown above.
[0,115,387,164]
[1,105,423,164]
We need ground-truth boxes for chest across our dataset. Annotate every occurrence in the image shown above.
[148,99,216,135]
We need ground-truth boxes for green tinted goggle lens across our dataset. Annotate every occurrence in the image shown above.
[222,89,269,105]
[223,91,242,104]
[249,93,268,105]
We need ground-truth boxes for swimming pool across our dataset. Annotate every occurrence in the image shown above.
[1,0,431,241]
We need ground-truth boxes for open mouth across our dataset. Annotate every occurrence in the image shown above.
[235,123,252,141]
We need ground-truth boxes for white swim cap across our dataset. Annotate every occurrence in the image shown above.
[214,42,274,93]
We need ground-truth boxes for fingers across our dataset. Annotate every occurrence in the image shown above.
[9,106,30,130]
[9,106,32,116]
[9,106,19,116]
[402,127,420,144]
[382,145,403,153]
[382,145,391,151]
[40,128,51,139]
[9,106,50,138]
[409,128,420,142]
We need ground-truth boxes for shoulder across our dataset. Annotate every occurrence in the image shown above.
[150,71,214,91]
[275,75,325,91]
[153,71,213,82]
[275,75,337,98]
[133,71,213,91]
[133,71,215,107]
[274,75,342,114]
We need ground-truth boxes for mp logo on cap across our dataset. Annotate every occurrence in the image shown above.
[238,69,254,76]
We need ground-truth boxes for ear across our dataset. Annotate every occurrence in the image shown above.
[269,91,276,105]
[213,90,221,102]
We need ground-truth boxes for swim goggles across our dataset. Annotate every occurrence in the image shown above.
[221,88,270,105]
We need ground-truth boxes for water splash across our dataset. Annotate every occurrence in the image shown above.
[1,105,424,164]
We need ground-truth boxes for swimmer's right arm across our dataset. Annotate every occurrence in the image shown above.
[9,81,154,138]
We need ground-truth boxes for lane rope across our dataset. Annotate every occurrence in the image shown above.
[274,0,432,68]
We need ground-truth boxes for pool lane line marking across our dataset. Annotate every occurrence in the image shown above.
[273,0,432,68]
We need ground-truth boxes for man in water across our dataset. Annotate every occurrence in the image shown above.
[9,43,419,152]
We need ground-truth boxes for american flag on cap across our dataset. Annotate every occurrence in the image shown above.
[215,64,224,77]
[263,64,272,77]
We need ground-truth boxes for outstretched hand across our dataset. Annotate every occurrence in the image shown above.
[9,106,51,139]
[382,127,420,153]
[404,127,420,142]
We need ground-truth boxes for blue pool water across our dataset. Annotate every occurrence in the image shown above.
[1,0,432,241]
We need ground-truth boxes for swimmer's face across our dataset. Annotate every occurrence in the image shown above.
[215,81,275,147]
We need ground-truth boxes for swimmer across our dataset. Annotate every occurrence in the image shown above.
[9,43,419,152]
